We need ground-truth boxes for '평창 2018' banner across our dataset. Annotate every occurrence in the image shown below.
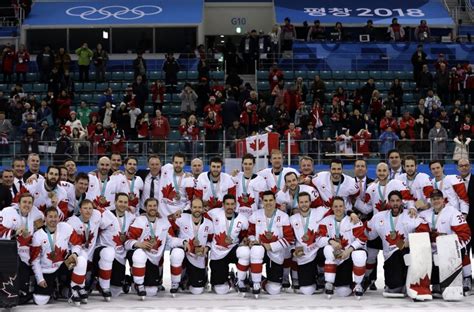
[274,0,454,26]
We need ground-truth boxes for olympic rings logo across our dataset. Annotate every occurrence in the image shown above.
[65,5,163,21]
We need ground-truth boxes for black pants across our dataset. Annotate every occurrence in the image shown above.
[297,248,325,287]
[126,250,161,287]
[183,258,207,288]
[78,65,89,82]
[263,254,283,284]
[384,249,409,290]
[34,263,70,297]
[210,245,239,286]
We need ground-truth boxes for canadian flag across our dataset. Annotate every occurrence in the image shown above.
[236,133,279,157]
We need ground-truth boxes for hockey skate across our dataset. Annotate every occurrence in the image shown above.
[237,280,248,297]
[431,284,443,299]
[122,275,132,294]
[354,284,364,300]
[463,277,472,296]
[325,282,334,299]
[78,287,88,304]
[315,274,325,294]
[135,284,146,301]
[170,282,179,298]
[252,282,261,299]
[99,287,112,302]
[69,286,82,306]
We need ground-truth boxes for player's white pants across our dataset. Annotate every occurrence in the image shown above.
[131,249,148,285]
[170,248,185,284]
[236,246,251,282]
[71,255,88,288]
[97,247,115,290]
[323,245,366,285]
[250,245,265,283]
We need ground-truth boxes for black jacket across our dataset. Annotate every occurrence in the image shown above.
[0,185,12,210]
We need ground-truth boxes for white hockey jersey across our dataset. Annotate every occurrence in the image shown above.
[207,208,249,260]
[30,222,81,283]
[0,205,44,265]
[67,210,103,260]
[125,215,182,265]
[290,207,329,265]
[195,172,236,210]
[248,209,294,265]
[367,210,429,260]
[276,184,322,211]
[355,179,415,215]
[396,173,433,206]
[122,175,144,213]
[430,175,469,214]
[258,167,299,194]
[159,164,195,217]
[232,172,266,219]
[171,213,213,268]
[311,172,359,210]
[86,174,129,211]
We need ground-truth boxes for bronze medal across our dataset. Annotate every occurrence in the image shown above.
[265,231,273,240]
[120,233,126,242]
[99,196,107,205]
[149,237,156,245]
[333,249,342,258]
[175,193,181,200]
[51,251,56,259]
[225,235,233,245]
[129,194,135,200]
[335,237,341,244]
[194,239,200,247]
[242,195,248,203]
[390,231,397,240]
[302,234,309,242]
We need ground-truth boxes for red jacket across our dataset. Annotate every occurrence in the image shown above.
[107,128,126,153]
[203,103,222,115]
[311,106,324,127]
[179,124,200,140]
[151,83,165,103]
[137,120,149,138]
[380,117,398,132]
[269,70,284,91]
[2,47,14,73]
[204,116,222,133]
[353,130,372,157]
[240,110,259,127]
[399,116,416,139]
[283,90,301,114]
[284,128,301,155]
[15,51,30,73]
[56,97,72,120]
[150,116,170,139]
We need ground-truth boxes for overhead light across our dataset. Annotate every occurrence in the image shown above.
[102,31,109,39]
[220,35,224,38]
[220,40,225,43]
[236,27,242,34]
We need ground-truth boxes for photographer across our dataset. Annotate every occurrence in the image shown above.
[414,20,431,42]
[178,83,198,116]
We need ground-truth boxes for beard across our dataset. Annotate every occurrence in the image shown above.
[46,179,58,189]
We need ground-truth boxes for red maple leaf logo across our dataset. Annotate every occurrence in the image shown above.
[214,231,231,248]
[302,229,318,245]
[161,184,177,201]
[112,234,124,247]
[208,196,222,209]
[38,204,47,213]
[336,235,349,248]
[129,193,139,207]
[409,274,432,295]
[324,197,335,208]
[93,196,110,210]
[375,201,388,211]
[249,139,265,151]
[145,237,162,250]
[17,234,32,247]
[238,195,255,207]
[46,245,67,263]
[258,232,279,244]
[270,186,278,194]
[385,231,405,246]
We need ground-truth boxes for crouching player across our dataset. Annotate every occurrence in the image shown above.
[30,207,88,306]
[318,196,367,298]
[208,194,250,294]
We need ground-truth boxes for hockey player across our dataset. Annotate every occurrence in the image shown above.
[290,192,329,295]
[159,152,195,218]
[248,191,295,297]
[318,197,367,298]
[258,149,299,194]
[397,155,433,210]
[419,189,472,295]
[367,191,429,297]
[15,166,69,220]
[30,207,88,306]
[64,173,90,216]
[208,194,250,294]
[312,159,359,211]
[232,153,266,219]
[0,192,44,303]
[429,160,469,215]
[122,157,144,214]
[195,157,236,210]
[169,197,213,295]
[125,198,181,299]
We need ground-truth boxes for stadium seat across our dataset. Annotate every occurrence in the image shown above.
[123,72,134,81]
[96,83,108,91]
[284,71,294,80]
[257,81,269,91]
[187,71,198,80]
[166,143,178,154]
[403,93,414,102]
[83,83,95,92]
[33,83,47,92]
[27,73,37,81]
[369,71,382,80]
[324,81,335,90]
[169,130,181,140]
[169,117,181,127]
[169,105,181,115]
[144,105,154,114]
[74,82,84,91]
[257,70,267,80]
[375,81,386,91]
[357,71,369,80]
[381,71,393,80]
[80,93,93,102]
[109,82,122,91]
[395,71,412,80]
[344,71,357,80]
[332,71,344,80]
[112,72,124,81]
[177,72,187,80]
[210,71,225,80]
[319,71,332,80]
[149,71,162,80]
[307,71,318,79]
[346,81,359,91]
[22,84,33,92]
[294,70,307,79]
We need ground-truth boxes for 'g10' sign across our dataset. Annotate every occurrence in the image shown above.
[231,17,246,25]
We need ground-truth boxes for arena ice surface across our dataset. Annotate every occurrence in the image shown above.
[14,253,474,312]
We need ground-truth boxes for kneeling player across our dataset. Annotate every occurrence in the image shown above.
[169,197,213,295]
[290,192,328,295]
[318,197,367,298]
[208,194,250,294]
[30,207,88,305]
[248,191,295,297]
[367,191,428,297]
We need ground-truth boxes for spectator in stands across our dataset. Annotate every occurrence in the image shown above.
[361,77,375,112]
[133,52,147,80]
[449,67,461,104]
[428,120,448,160]
[413,113,430,162]
[197,57,210,81]
[330,97,345,135]
[434,54,448,72]
[295,77,308,102]
[132,75,149,110]
[370,89,383,127]
[435,63,450,105]
[269,25,281,62]
[307,20,326,41]
[0,92,8,115]
[116,102,131,135]
[20,126,39,155]
[221,91,240,129]
[151,80,165,111]
[225,71,243,89]
[361,20,376,41]
[136,113,149,152]
[47,67,61,95]
[179,115,199,160]
[449,100,464,136]
[65,111,84,133]
[300,122,318,157]
[284,84,302,120]
[91,122,107,156]
[56,89,72,124]
[380,110,398,133]
[379,126,398,159]
[417,64,433,98]
[1,43,14,83]
[413,98,428,119]
[268,65,284,92]
[98,87,114,109]
[37,45,54,83]
[387,18,405,41]
[330,22,344,42]
[93,43,108,83]
[414,20,431,42]
[99,101,116,129]
[428,103,442,128]
[460,114,473,137]
[179,83,198,116]
[71,127,88,161]
[281,17,296,52]
[14,44,29,83]
[310,100,324,136]
[38,120,54,142]
[76,100,90,128]
[36,100,52,124]
[240,101,259,135]
[284,122,301,159]
[239,30,259,74]
[399,111,416,140]
[333,86,347,106]
[0,111,11,154]
[389,78,404,116]
[86,112,98,138]
[21,102,35,123]
[464,65,474,107]
[335,129,353,154]
[61,70,75,99]
[150,109,170,155]
[453,133,471,161]
[204,110,222,155]
[226,120,246,158]
[54,47,71,78]
[348,108,366,135]
[257,98,271,131]
[54,127,72,164]
[162,53,180,92]
[272,102,290,135]
[353,128,371,158]
[107,121,126,154]
[411,44,427,83]
[310,75,326,104]
[424,89,442,112]
[294,102,310,129]
[396,130,413,156]
[204,95,222,118]
[75,43,93,82]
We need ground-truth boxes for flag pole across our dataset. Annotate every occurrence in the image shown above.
[287,132,291,167]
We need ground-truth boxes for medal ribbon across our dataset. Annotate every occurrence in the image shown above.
[405,173,417,191]
[226,214,236,237]
[74,194,83,216]
[80,217,90,246]
[434,176,444,191]
[334,217,341,238]
[100,178,108,196]
[173,173,183,198]
[209,176,220,199]
[266,210,277,233]
[292,186,300,208]
[274,171,283,191]
[117,213,127,234]
[241,174,251,196]
[147,218,156,240]
[377,182,387,206]
[431,211,439,230]
[128,177,136,194]
[45,228,56,255]
[302,210,311,235]
[389,212,398,234]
